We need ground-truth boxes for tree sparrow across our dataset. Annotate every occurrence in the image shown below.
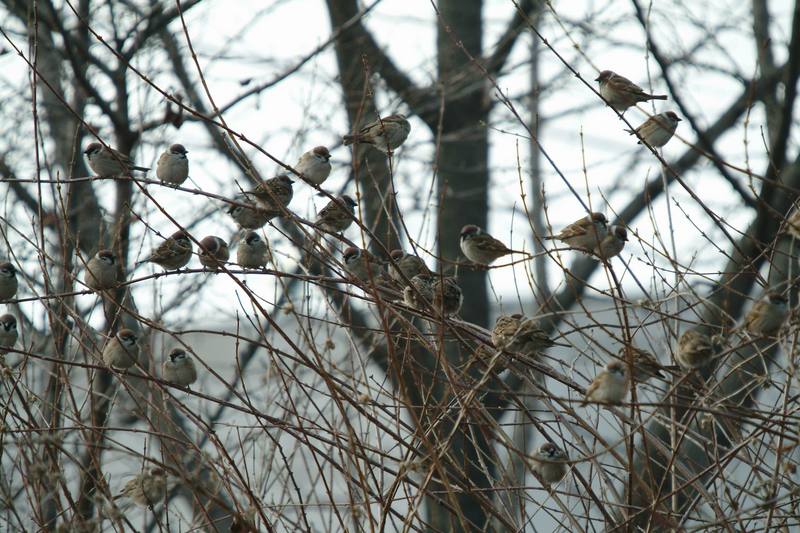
[616,345,677,382]
[744,292,788,336]
[84,142,149,177]
[529,442,569,486]
[432,277,463,316]
[545,212,608,252]
[492,314,523,351]
[342,246,384,282]
[249,175,294,217]
[403,273,435,310]
[315,195,357,233]
[0,314,17,355]
[584,361,628,405]
[459,225,525,266]
[237,231,270,269]
[0,262,18,301]
[137,231,193,270]
[84,250,119,291]
[343,114,411,154]
[294,146,331,186]
[102,329,139,369]
[388,249,432,285]
[156,143,189,185]
[626,112,681,147]
[594,225,628,259]
[594,70,668,113]
[163,348,198,387]
[198,236,230,270]
[786,207,800,239]
[505,316,555,355]
[676,330,714,369]
[115,468,167,508]
[227,193,271,229]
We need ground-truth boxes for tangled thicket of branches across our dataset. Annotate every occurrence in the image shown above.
[0,0,799,531]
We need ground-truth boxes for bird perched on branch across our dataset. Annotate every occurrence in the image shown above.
[388,249,432,285]
[315,195,357,233]
[343,114,410,154]
[237,231,270,269]
[0,262,18,301]
[676,329,714,369]
[545,212,608,252]
[102,329,139,369]
[584,361,628,405]
[163,348,198,387]
[84,142,149,177]
[492,314,555,357]
[84,250,119,291]
[593,225,628,259]
[460,225,527,266]
[626,112,681,148]
[294,146,331,186]
[342,246,384,282]
[115,468,167,508]
[616,345,678,382]
[227,193,271,229]
[594,70,668,113]
[198,236,230,270]
[249,175,294,218]
[744,292,788,336]
[137,231,192,270]
[0,314,17,355]
[529,442,569,486]
[156,143,189,185]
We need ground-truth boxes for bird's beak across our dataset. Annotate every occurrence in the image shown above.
[594,76,601,81]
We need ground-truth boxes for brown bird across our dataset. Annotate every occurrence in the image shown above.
[387,249,432,285]
[315,195,358,233]
[248,175,294,217]
[0,262,19,301]
[198,236,230,270]
[626,111,681,147]
[84,142,149,176]
[584,361,628,405]
[227,193,272,229]
[595,70,668,113]
[343,114,410,153]
[342,246,384,282]
[676,330,714,370]
[616,345,678,382]
[529,442,569,486]
[594,226,628,259]
[84,250,119,291]
[460,225,526,266]
[545,212,608,252]
[115,468,167,508]
[743,292,788,336]
[137,231,192,270]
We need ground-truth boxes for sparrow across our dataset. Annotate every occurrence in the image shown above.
[248,175,294,217]
[387,249,432,285]
[294,146,331,186]
[342,114,411,154]
[504,316,555,355]
[0,262,18,301]
[594,225,628,259]
[137,231,193,270]
[743,292,788,336]
[545,212,608,252]
[432,276,463,316]
[342,246,384,282]
[0,314,17,355]
[492,314,523,351]
[102,328,139,369]
[626,111,681,147]
[459,225,525,266]
[227,193,271,229]
[315,195,357,233]
[237,231,270,269]
[594,70,668,113]
[115,468,167,508]
[83,250,119,291]
[616,345,677,382]
[676,329,714,369]
[156,143,189,185]
[529,442,569,486]
[198,236,230,270]
[471,342,506,371]
[403,273,435,310]
[84,142,149,177]
[786,207,800,239]
[583,361,628,405]
[163,348,198,387]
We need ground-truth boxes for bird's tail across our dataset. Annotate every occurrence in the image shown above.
[648,94,668,100]
[132,165,150,172]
